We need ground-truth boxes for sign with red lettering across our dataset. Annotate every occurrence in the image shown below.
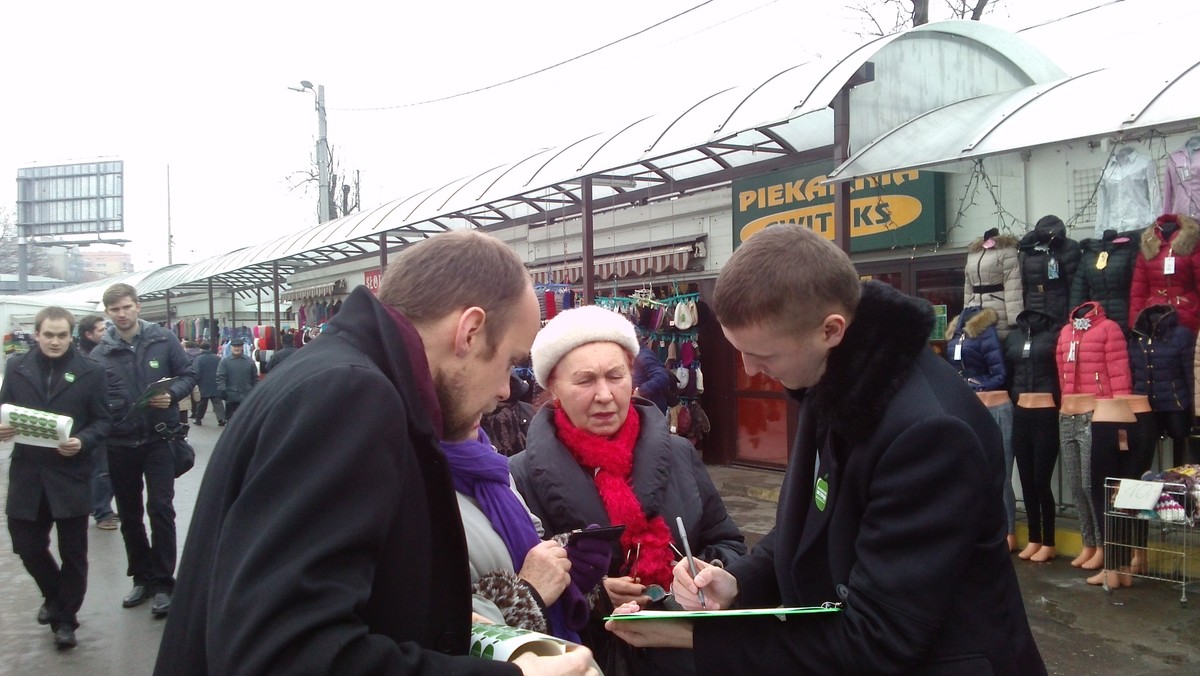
[364,269,382,295]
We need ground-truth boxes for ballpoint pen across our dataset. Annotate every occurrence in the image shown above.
[675,516,706,609]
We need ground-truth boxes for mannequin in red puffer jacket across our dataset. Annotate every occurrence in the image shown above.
[1057,301,1133,397]
[1129,214,1200,334]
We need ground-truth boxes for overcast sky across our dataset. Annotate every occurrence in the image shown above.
[0,0,1160,271]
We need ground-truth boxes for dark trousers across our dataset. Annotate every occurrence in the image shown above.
[8,495,88,629]
[225,400,241,420]
[1118,412,1158,479]
[109,440,177,591]
[193,396,225,423]
[91,443,116,521]
[1013,406,1059,546]
[1155,410,1193,467]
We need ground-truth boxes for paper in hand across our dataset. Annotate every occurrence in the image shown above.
[1,404,73,448]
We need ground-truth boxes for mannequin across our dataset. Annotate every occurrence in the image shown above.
[1129,214,1200,334]
[1069,229,1139,332]
[1129,304,1196,467]
[1086,397,1138,588]
[1164,136,1200,219]
[1058,393,1102,569]
[977,390,1017,551]
[1019,215,1081,325]
[1096,145,1162,238]
[944,307,1007,391]
[1116,393,1153,577]
[1003,308,1064,562]
[964,228,1023,338]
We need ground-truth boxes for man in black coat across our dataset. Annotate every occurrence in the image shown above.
[88,283,197,618]
[155,231,595,675]
[1,306,112,649]
[609,225,1045,674]
[189,341,224,426]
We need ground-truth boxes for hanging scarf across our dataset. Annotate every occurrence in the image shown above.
[441,428,577,641]
[552,406,675,588]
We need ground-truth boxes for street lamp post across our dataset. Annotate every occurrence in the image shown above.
[290,80,333,223]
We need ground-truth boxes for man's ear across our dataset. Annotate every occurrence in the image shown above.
[453,307,488,357]
[822,313,848,349]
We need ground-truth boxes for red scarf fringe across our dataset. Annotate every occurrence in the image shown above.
[553,406,675,588]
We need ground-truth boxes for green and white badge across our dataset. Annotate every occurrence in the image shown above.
[149,359,160,369]
[64,372,75,383]
[814,476,829,512]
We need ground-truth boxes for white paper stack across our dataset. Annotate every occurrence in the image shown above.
[1,403,73,448]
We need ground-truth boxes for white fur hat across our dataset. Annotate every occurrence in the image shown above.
[531,305,640,386]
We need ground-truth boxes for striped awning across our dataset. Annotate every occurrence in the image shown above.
[280,279,346,302]
[529,242,702,286]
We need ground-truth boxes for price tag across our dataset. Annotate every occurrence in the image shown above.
[1096,251,1109,270]
[1113,479,1164,510]
[953,342,962,361]
[1022,339,1032,359]
[1165,256,1176,275]
[1067,341,1077,362]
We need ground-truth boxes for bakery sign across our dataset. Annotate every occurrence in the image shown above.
[732,160,945,252]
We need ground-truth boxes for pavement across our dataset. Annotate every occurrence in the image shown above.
[2,430,1199,674]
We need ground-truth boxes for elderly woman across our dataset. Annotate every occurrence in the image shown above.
[510,306,745,674]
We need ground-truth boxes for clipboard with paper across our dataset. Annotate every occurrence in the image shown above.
[134,377,185,408]
[605,605,842,621]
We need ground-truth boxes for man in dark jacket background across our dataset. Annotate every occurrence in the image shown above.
[610,225,1045,674]
[155,231,594,675]
[2,306,112,649]
[189,342,224,426]
[77,313,120,531]
[215,338,256,421]
[88,283,196,619]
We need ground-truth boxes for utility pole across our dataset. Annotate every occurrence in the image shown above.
[290,81,333,223]
[166,164,173,264]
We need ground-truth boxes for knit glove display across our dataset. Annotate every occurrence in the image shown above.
[564,525,613,592]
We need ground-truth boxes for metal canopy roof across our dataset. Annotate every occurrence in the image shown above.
[38,20,1066,304]
[826,58,1200,183]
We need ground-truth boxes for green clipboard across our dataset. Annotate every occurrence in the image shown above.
[605,606,841,621]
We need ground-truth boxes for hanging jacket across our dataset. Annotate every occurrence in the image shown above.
[1096,147,1162,236]
[1056,301,1132,397]
[1003,309,1063,402]
[1069,229,1140,332]
[944,306,1007,392]
[1129,305,1195,413]
[1019,215,1081,325]
[1130,214,1200,334]
[963,233,1022,339]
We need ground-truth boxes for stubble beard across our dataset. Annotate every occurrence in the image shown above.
[435,368,494,442]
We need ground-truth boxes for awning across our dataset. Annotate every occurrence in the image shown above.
[280,279,346,302]
[529,242,703,286]
[826,59,1200,183]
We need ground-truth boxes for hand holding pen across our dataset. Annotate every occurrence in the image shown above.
[669,520,740,611]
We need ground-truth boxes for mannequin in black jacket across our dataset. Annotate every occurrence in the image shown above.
[1003,309,1064,562]
[1019,215,1082,324]
[1069,229,1139,334]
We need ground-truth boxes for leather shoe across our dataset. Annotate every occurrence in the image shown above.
[122,585,150,608]
[151,591,171,617]
[37,603,52,625]
[54,626,77,649]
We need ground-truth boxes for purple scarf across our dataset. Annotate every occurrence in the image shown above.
[442,428,579,641]
[442,428,540,570]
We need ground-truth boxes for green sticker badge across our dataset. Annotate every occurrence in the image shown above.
[64,372,75,383]
[814,476,829,512]
[149,360,160,369]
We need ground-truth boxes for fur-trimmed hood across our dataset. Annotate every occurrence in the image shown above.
[807,280,934,444]
[967,234,1020,254]
[953,306,999,340]
[1141,214,1200,259]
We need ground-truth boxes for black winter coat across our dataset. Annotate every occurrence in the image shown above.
[2,346,112,520]
[692,281,1044,675]
[1069,230,1139,332]
[89,320,196,446]
[155,287,516,676]
[1019,216,1082,324]
[192,351,220,398]
[1003,310,1063,401]
[1130,305,1195,413]
[510,399,746,567]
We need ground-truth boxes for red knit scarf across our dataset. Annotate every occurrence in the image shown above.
[552,406,674,588]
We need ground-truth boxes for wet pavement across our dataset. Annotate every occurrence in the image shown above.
[2,433,1199,674]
